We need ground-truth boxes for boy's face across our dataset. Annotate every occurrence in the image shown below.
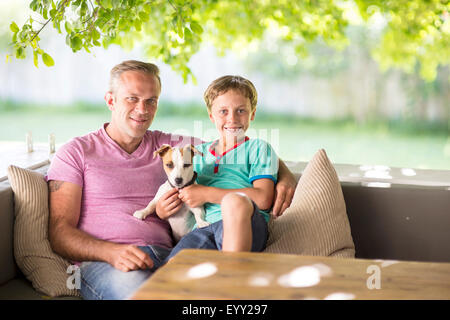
[208,89,256,142]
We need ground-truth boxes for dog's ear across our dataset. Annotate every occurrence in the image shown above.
[154,144,171,159]
[187,144,203,157]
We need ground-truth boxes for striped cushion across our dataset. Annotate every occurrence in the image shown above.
[265,149,355,258]
[7,165,80,297]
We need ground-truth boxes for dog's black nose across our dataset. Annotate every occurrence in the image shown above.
[175,177,183,185]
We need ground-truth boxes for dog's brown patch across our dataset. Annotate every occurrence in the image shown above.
[154,144,172,159]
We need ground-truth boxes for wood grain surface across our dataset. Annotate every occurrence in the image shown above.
[131,249,450,300]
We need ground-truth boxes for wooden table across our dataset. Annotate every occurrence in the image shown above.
[132,249,450,300]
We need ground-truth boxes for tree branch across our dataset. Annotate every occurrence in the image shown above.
[30,0,71,43]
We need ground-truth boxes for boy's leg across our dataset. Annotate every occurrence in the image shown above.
[220,192,268,252]
[162,226,217,265]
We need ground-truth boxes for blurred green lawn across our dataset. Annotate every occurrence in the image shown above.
[1,108,449,170]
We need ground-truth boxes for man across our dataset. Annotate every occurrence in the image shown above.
[47,60,296,300]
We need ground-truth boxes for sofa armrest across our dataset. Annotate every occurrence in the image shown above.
[0,180,16,285]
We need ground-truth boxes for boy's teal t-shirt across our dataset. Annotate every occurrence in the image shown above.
[193,137,278,224]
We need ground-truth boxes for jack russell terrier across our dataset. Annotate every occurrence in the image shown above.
[133,144,210,242]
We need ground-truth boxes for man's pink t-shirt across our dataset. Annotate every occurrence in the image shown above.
[46,123,195,249]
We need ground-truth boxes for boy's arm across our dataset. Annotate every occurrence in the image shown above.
[178,179,275,211]
[273,159,297,217]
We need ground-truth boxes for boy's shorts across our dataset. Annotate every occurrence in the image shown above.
[163,200,268,263]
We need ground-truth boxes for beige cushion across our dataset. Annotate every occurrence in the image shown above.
[265,149,355,258]
[7,165,80,297]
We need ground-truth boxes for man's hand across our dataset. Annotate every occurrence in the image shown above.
[272,160,297,218]
[106,243,153,272]
[155,188,183,219]
[178,184,208,208]
[272,180,296,218]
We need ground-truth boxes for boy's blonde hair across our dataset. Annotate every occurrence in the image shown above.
[204,75,258,111]
[109,60,161,93]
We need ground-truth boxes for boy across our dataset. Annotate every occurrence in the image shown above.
[164,75,278,260]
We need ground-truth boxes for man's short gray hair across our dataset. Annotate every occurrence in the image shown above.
[109,60,161,93]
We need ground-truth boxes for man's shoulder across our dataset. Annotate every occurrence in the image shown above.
[56,127,104,156]
[146,129,175,143]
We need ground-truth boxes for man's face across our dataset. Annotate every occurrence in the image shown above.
[105,70,161,143]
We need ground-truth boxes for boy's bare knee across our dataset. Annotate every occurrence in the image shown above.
[221,192,253,219]
[221,192,251,207]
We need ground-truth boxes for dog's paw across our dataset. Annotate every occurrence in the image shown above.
[197,220,210,228]
[133,210,147,220]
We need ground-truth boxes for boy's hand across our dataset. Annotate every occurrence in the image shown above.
[156,188,183,219]
[178,184,208,208]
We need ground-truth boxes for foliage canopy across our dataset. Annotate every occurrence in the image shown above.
[6,0,450,82]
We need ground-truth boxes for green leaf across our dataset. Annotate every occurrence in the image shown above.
[113,10,120,20]
[138,11,148,22]
[101,0,112,9]
[33,50,39,67]
[65,21,72,33]
[50,8,57,19]
[95,17,107,29]
[29,0,38,11]
[80,1,88,16]
[177,18,183,38]
[42,52,55,66]
[112,0,121,9]
[92,28,101,40]
[15,47,25,59]
[190,21,203,35]
[134,20,142,32]
[143,3,151,14]
[184,27,192,40]
[70,36,83,51]
[118,18,127,30]
[10,22,19,33]
[6,0,449,83]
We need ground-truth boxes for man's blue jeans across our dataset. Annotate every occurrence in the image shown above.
[79,245,171,300]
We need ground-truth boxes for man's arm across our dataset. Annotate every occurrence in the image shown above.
[272,159,297,217]
[48,180,153,272]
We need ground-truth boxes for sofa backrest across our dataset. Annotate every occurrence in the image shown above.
[290,170,450,263]
[0,164,448,286]
[342,182,450,263]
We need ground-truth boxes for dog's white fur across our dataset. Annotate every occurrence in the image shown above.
[133,144,210,242]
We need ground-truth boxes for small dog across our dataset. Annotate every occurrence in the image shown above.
[133,144,210,242]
